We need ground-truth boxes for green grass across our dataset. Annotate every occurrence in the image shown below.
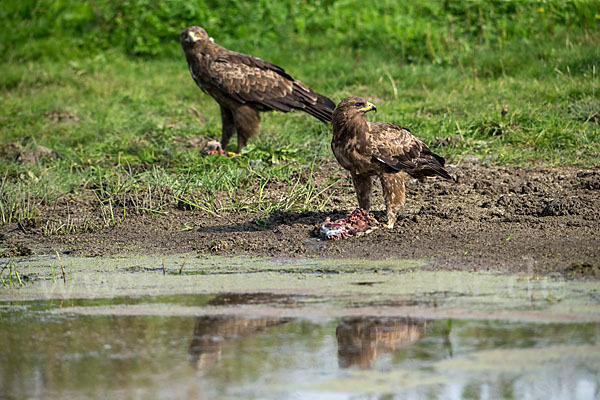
[0,1,599,225]
[0,260,27,288]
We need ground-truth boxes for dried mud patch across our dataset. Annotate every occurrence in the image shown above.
[1,163,599,279]
[0,142,60,165]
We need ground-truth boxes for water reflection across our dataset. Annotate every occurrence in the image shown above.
[204,292,302,307]
[189,294,290,370]
[336,317,428,369]
[1,295,599,400]
[188,312,430,373]
[189,315,289,370]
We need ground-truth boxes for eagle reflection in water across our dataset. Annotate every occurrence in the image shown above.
[188,294,428,372]
[336,317,428,369]
[188,293,290,370]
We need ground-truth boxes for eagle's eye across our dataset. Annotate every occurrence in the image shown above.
[355,102,364,108]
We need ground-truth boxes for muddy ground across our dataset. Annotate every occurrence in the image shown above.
[1,162,599,279]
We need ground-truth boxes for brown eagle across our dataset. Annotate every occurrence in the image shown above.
[180,26,336,153]
[332,97,452,228]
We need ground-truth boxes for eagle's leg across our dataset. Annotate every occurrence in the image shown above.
[219,106,235,152]
[379,172,407,229]
[236,134,249,154]
[350,172,372,211]
[234,105,260,154]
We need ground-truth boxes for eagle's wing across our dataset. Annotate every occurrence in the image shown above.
[369,122,451,180]
[207,53,320,114]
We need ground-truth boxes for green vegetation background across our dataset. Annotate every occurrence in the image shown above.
[1,1,599,224]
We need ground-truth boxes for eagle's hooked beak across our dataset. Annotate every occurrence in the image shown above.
[359,102,377,113]
[187,31,202,43]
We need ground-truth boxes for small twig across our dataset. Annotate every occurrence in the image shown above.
[471,41,478,86]
[178,258,187,275]
[162,258,166,275]
[383,68,398,100]
[55,250,66,283]
[17,220,28,233]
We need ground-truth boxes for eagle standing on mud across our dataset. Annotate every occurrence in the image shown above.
[180,26,336,153]
[332,97,452,228]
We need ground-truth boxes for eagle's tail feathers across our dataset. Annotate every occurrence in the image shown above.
[291,82,335,123]
[302,101,335,123]
[431,166,452,180]
[431,152,446,167]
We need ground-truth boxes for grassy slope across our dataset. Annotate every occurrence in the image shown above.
[0,2,599,224]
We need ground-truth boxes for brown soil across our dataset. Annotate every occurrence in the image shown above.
[1,162,599,280]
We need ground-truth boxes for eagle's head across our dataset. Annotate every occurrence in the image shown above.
[334,97,377,117]
[180,26,210,49]
[332,97,377,131]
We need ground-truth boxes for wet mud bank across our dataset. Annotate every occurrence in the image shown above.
[1,164,599,279]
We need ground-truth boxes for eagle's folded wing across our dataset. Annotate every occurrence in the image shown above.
[369,122,450,179]
[208,54,311,113]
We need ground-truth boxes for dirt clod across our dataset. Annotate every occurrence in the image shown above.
[46,110,82,123]
[0,142,60,165]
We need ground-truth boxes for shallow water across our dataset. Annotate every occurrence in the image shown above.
[1,255,600,399]
[1,293,599,400]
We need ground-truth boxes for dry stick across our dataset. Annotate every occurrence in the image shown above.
[14,267,23,286]
[471,40,477,87]
[178,258,187,275]
[55,250,66,283]
[162,258,166,275]
[472,16,483,89]
[383,68,398,100]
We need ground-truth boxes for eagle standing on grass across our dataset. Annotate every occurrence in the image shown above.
[332,97,452,228]
[180,26,336,154]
